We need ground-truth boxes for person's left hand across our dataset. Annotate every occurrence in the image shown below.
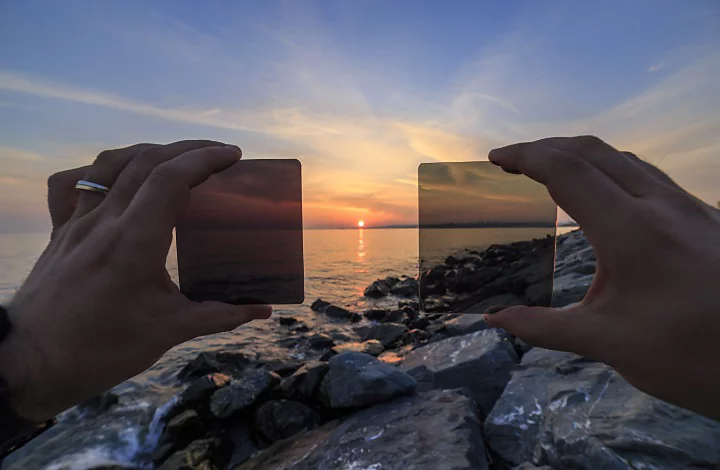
[0,141,272,422]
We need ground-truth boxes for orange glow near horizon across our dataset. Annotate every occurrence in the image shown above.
[357,220,365,228]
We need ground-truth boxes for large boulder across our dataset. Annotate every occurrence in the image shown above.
[177,351,253,382]
[484,348,720,468]
[400,329,518,416]
[254,400,322,442]
[319,352,417,409]
[364,279,390,298]
[235,390,487,470]
[310,299,362,321]
[389,277,418,296]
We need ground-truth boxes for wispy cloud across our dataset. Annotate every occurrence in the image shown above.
[647,62,667,72]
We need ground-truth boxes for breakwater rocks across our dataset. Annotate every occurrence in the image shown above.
[87,231,720,469]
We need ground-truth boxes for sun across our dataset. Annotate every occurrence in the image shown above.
[357,220,365,228]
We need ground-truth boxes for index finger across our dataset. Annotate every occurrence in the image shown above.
[488,140,631,237]
[120,145,242,240]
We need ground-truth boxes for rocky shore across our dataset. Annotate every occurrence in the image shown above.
[60,231,720,469]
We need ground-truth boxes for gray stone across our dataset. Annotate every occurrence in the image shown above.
[157,438,215,470]
[444,315,488,336]
[224,423,259,468]
[320,352,417,409]
[235,390,487,470]
[354,322,408,347]
[210,368,274,418]
[400,329,518,416]
[255,400,321,442]
[484,348,720,468]
[278,360,328,400]
[308,333,335,349]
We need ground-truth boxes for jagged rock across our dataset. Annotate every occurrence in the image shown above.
[354,323,408,347]
[400,329,518,416]
[255,400,322,442]
[332,340,384,356]
[278,360,328,400]
[278,316,299,326]
[308,334,335,349]
[210,368,275,418]
[236,390,487,470]
[157,439,217,470]
[77,391,119,417]
[287,322,309,332]
[389,277,418,296]
[319,352,416,409]
[263,359,303,377]
[484,348,720,468]
[177,351,253,382]
[364,279,390,298]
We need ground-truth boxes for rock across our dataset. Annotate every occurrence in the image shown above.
[255,400,322,442]
[155,410,206,463]
[177,351,253,382]
[384,276,401,287]
[401,328,431,345]
[263,359,303,377]
[421,296,451,313]
[332,340,384,356]
[210,368,275,418]
[178,373,232,414]
[382,309,405,323]
[157,438,216,470]
[278,360,328,400]
[311,300,361,322]
[454,266,501,293]
[484,348,720,468]
[319,352,417,409]
[235,390,487,470]
[406,315,430,330]
[278,316,299,325]
[400,329,518,416]
[398,300,419,311]
[389,277,418,296]
[364,279,390,298]
[575,262,596,275]
[223,422,259,468]
[512,464,555,470]
[524,280,553,305]
[364,308,388,320]
[77,391,119,417]
[308,334,335,349]
[354,323,408,347]
[444,315,488,336]
[287,322,309,332]
[377,350,405,366]
[458,292,523,316]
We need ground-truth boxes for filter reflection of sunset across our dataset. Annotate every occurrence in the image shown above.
[357,220,365,228]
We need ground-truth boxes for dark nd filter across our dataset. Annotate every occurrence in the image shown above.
[177,159,304,305]
[418,162,556,314]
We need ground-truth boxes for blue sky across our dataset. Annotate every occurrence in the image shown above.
[1,0,719,231]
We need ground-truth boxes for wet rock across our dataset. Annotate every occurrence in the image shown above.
[278,360,328,400]
[364,308,388,320]
[382,309,405,323]
[421,296,451,313]
[155,410,206,463]
[444,315,488,336]
[178,351,253,382]
[158,438,216,470]
[406,315,430,330]
[77,391,119,417]
[178,373,232,412]
[255,400,322,442]
[398,299,419,311]
[332,340,384,356]
[401,328,431,345]
[364,279,390,298]
[263,359,303,377]
[278,316,299,326]
[287,322,309,333]
[484,348,720,468]
[311,299,361,321]
[385,276,401,287]
[389,277,418,297]
[400,329,518,416]
[308,333,335,349]
[210,368,275,418]
[354,323,408,347]
[236,390,487,470]
[320,352,417,409]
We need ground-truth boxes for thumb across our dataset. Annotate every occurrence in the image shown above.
[484,304,602,357]
[175,301,273,341]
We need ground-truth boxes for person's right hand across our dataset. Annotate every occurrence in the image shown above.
[0,140,271,423]
[484,136,720,420]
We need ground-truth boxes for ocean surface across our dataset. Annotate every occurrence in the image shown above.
[1,227,574,469]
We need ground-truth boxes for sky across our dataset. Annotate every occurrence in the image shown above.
[418,162,557,226]
[0,0,719,232]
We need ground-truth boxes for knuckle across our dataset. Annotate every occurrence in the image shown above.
[47,171,65,188]
[94,149,118,165]
[575,135,606,149]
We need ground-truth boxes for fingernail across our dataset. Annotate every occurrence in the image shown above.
[485,305,509,315]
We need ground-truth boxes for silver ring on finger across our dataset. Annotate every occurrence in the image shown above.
[75,180,110,196]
